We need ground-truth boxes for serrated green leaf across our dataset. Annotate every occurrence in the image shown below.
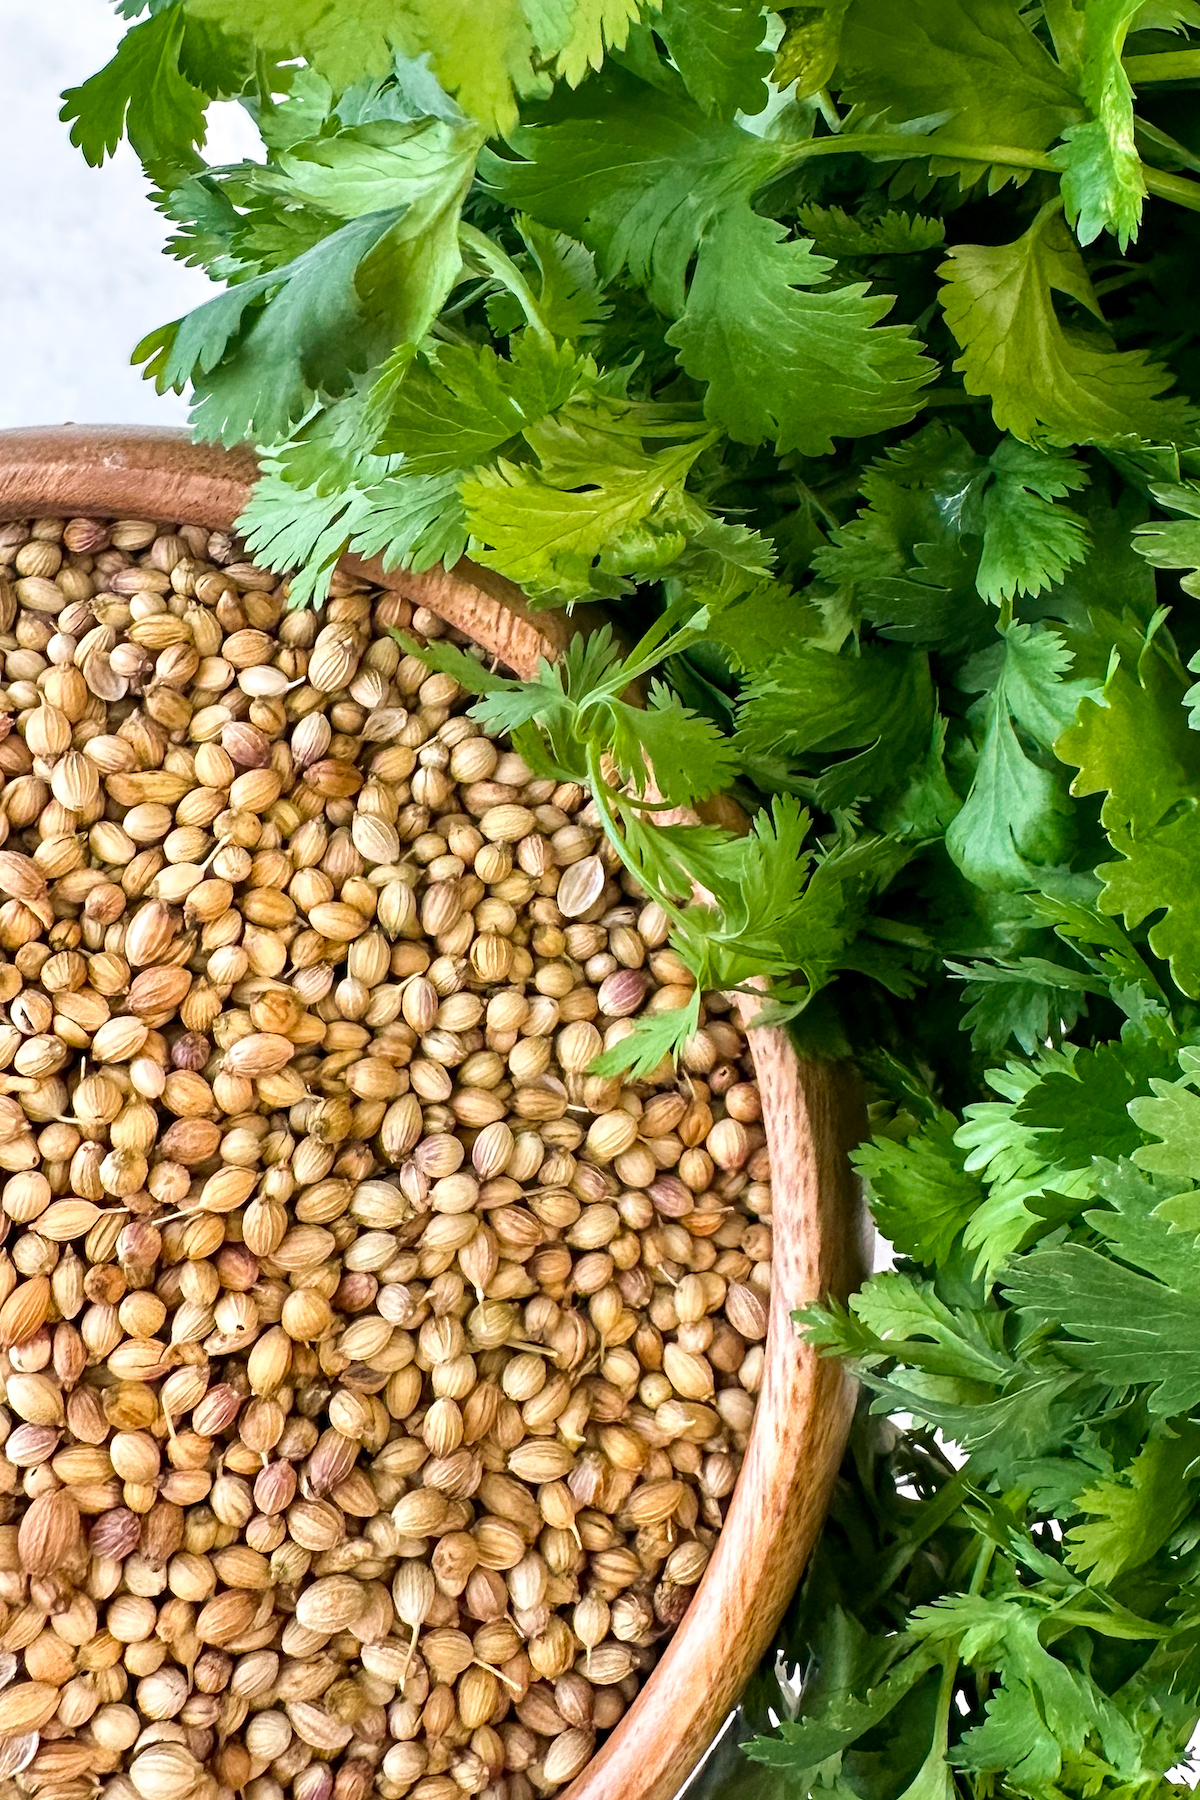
[237,462,467,607]
[774,2,848,98]
[853,1109,984,1263]
[461,408,710,600]
[737,638,934,808]
[141,208,404,445]
[946,624,1093,892]
[975,439,1090,603]
[186,0,658,132]
[939,205,1196,446]
[378,335,588,472]
[794,204,947,258]
[1003,1242,1200,1411]
[608,681,740,804]
[484,69,781,315]
[837,0,1082,182]
[1049,0,1146,251]
[61,9,197,175]
[1057,621,1200,995]
[667,206,934,456]
[590,995,702,1078]
[1130,1075,1200,1180]
[1066,1424,1200,1584]
[514,218,613,340]
[656,0,771,122]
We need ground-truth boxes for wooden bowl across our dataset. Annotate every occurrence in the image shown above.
[0,425,869,1800]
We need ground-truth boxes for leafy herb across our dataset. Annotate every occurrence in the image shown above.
[64,3,1200,1796]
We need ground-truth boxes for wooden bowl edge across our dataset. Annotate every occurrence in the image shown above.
[0,424,579,680]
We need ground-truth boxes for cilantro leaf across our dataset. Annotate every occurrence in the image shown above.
[656,0,771,122]
[1132,479,1200,599]
[703,578,825,675]
[975,439,1090,603]
[946,624,1094,892]
[591,994,702,1078]
[1057,621,1200,995]
[1013,1033,1176,1171]
[461,405,711,601]
[939,205,1196,446]
[735,640,934,807]
[1084,1155,1200,1288]
[774,1,848,99]
[1049,0,1146,251]
[483,69,782,314]
[949,954,1101,1056]
[60,5,248,178]
[341,469,469,573]
[837,0,1082,179]
[811,424,1090,640]
[378,336,588,472]
[666,206,934,456]
[237,462,466,607]
[609,680,741,805]
[794,204,947,258]
[1003,1242,1200,1412]
[186,0,655,132]
[138,208,405,445]
[853,1109,985,1264]
[511,218,613,341]
[1130,1068,1200,1181]
[317,120,482,369]
[389,631,529,697]
[1066,1424,1200,1584]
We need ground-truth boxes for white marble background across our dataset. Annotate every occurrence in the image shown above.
[0,0,258,429]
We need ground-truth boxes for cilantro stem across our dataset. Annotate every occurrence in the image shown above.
[583,741,692,933]
[1126,49,1200,83]
[457,223,552,338]
[772,130,1200,215]
[1143,167,1200,213]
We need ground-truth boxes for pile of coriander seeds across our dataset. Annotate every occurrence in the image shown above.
[0,511,774,1800]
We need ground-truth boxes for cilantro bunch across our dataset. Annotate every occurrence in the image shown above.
[60,2,1200,1796]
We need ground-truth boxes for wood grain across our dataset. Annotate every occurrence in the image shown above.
[0,424,870,1800]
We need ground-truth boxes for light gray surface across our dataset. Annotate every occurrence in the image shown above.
[0,0,257,430]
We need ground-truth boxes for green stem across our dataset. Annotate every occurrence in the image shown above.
[1125,49,1200,83]
[457,222,551,338]
[773,128,1200,214]
[1144,166,1200,212]
[776,132,1059,177]
[583,742,692,932]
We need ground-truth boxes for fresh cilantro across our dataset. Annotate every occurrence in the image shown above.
[483,71,783,315]
[61,5,250,180]
[853,1108,984,1263]
[666,205,934,456]
[836,0,1082,180]
[945,623,1095,892]
[1002,1242,1200,1413]
[1058,617,1200,995]
[939,205,1196,446]
[794,204,947,259]
[1066,1423,1200,1583]
[1049,0,1146,250]
[64,5,1200,1796]
[735,639,934,806]
[656,0,772,122]
[185,0,656,132]
[378,335,589,473]
[138,208,408,445]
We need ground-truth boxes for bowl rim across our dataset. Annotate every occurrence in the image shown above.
[0,423,868,1800]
